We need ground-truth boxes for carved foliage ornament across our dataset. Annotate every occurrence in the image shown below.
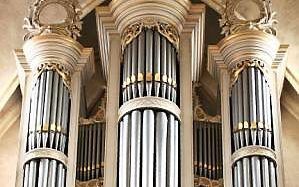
[23,0,82,40]
[220,0,277,36]
[76,178,103,187]
[121,18,179,51]
[35,62,71,91]
[194,176,224,187]
[194,105,221,123]
[230,58,270,87]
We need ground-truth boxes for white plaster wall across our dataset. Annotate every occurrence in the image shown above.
[0,122,19,187]
[282,106,299,187]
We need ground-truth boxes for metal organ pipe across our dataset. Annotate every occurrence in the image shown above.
[230,66,278,187]
[118,26,180,187]
[23,70,70,187]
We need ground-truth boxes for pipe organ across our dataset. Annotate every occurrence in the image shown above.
[118,25,180,187]
[23,69,70,187]
[76,119,105,184]
[15,0,288,187]
[230,66,277,187]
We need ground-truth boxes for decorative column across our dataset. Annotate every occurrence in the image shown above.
[118,20,181,187]
[14,1,94,187]
[208,0,288,186]
[95,1,206,186]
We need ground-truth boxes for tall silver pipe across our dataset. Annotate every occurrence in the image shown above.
[155,112,168,187]
[100,123,106,177]
[127,44,132,100]
[198,123,203,176]
[193,123,198,175]
[123,48,128,102]
[137,32,145,97]
[168,114,176,186]
[241,70,251,187]
[118,121,125,187]
[23,164,29,187]
[154,31,161,97]
[167,42,172,100]
[171,47,176,102]
[122,115,130,187]
[142,110,155,187]
[131,39,138,99]
[161,37,167,98]
[145,29,153,96]
[130,111,141,187]
[174,119,179,187]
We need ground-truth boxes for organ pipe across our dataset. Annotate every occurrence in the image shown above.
[193,104,224,186]
[230,66,277,187]
[23,70,70,187]
[118,23,180,187]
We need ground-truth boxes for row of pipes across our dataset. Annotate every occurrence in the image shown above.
[23,70,70,187]
[118,28,180,187]
[118,110,180,187]
[194,121,223,180]
[122,29,177,104]
[76,122,105,181]
[231,67,276,187]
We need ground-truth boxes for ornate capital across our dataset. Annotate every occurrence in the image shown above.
[23,0,82,40]
[220,0,277,36]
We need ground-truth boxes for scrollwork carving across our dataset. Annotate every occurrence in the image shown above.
[34,62,72,91]
[220,0,277,36]
[194,105,221,123]
[194,176,224,187]
[230,58,270,87]
[23,0,82,40]
[75,178,104,187]
[121,18,179,51]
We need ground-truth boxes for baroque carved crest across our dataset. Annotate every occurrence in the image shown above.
[23,0,82,40]
[220,0,277,36]
[121,18,179,51]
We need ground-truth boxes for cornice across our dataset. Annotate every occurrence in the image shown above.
[96,1,206,82]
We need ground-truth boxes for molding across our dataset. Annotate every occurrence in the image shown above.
[285,67,299,94]
[118,96,181,121]
[96,2,205,82]
[231,145,277,164]
[80,0,105,18]
[0,72,19,112]
[207,31,288,93]
[23,148,68,166]
[15,34,94,94]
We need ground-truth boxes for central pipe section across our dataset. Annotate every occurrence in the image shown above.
[118,23,180,187]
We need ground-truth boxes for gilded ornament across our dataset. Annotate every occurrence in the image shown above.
[146,72,153,81]
[194,176,224,187]
[130,74,136,83]
[137,73,144,82]
[220,0,277,36]
[230,58,270,87]
[154,73,160,82]
[162,74,168,83]
[35,62,72,91]
[76,178,104,187]
[23,0,82,40]
[121,18,179,51]
[193,105,221,123]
